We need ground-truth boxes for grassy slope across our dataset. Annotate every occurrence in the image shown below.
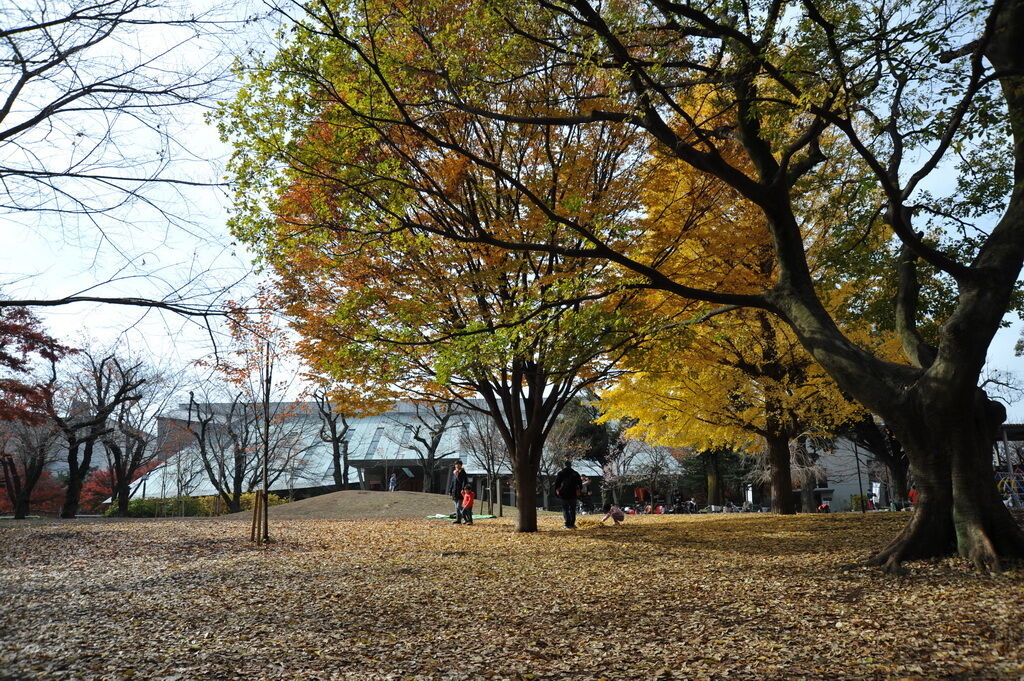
[257,489,458,520]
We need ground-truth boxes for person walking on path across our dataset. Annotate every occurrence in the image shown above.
[580,475,592,514]
[460,485,476,525]
[554,459,583,529]
[388,473,398,492]
[446,459,469,524]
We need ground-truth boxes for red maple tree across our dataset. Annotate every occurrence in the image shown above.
[0,306,74,423]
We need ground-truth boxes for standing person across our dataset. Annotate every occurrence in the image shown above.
[446,459,469,524]
[553,459,583,529]
[460,485,476,525]
[388,472,398,492]
[634,486,650,511]
[580,475,592,514]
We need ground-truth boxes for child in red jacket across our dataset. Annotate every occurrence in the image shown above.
[460,486,475,525]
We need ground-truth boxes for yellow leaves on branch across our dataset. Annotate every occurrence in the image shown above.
[637,146,769,296]
[602,143,865,450]
[601,304,865,448]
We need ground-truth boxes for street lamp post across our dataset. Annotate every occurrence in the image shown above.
[853,441,866,514]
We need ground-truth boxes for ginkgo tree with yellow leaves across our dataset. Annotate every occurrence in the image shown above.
[599,146,870,514]
[600,309,864,514]
[602,138,876,509]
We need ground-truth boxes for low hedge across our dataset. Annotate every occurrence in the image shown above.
[106,492,287,517]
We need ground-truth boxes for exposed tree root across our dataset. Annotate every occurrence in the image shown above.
[865,544,906,575]
[869,508,1024,574]
[866,503,955,573]
[955,512,1024,573]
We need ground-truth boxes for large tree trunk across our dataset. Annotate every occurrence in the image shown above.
[514,466,538,531]
[422,459,434,494]
[705,451,723,506]
[874,422,1024,573]
[5,460,32,520]
[1,459,28,520]
[61,480,82,518]
[766,435,795,514]
[950,394,1024,570]
[800,483,816,513]
[116,485,131,516]
[870,0,1024,567]
[868,391,1024,572]
[511,435,542,532]
[21,463,46,520]
[13,496,30,520]
[60,440,93,519]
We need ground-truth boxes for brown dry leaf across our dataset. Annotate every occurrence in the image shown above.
[1,512,1022,680]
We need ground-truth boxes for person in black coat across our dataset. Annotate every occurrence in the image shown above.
[553,460,583,529]
[446,459,469,524]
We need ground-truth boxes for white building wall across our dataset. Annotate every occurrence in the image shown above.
[817,438,875,512]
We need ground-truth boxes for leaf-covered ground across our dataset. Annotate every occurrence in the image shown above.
[2,512,1022,681]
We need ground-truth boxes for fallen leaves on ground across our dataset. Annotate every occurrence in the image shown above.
[1,512,1022,681]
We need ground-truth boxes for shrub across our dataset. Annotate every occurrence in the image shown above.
[195,493,285,516]
[196,495,231,516]
[239,491,287,511]
[106,496,203,517]
[107,492,289,517]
